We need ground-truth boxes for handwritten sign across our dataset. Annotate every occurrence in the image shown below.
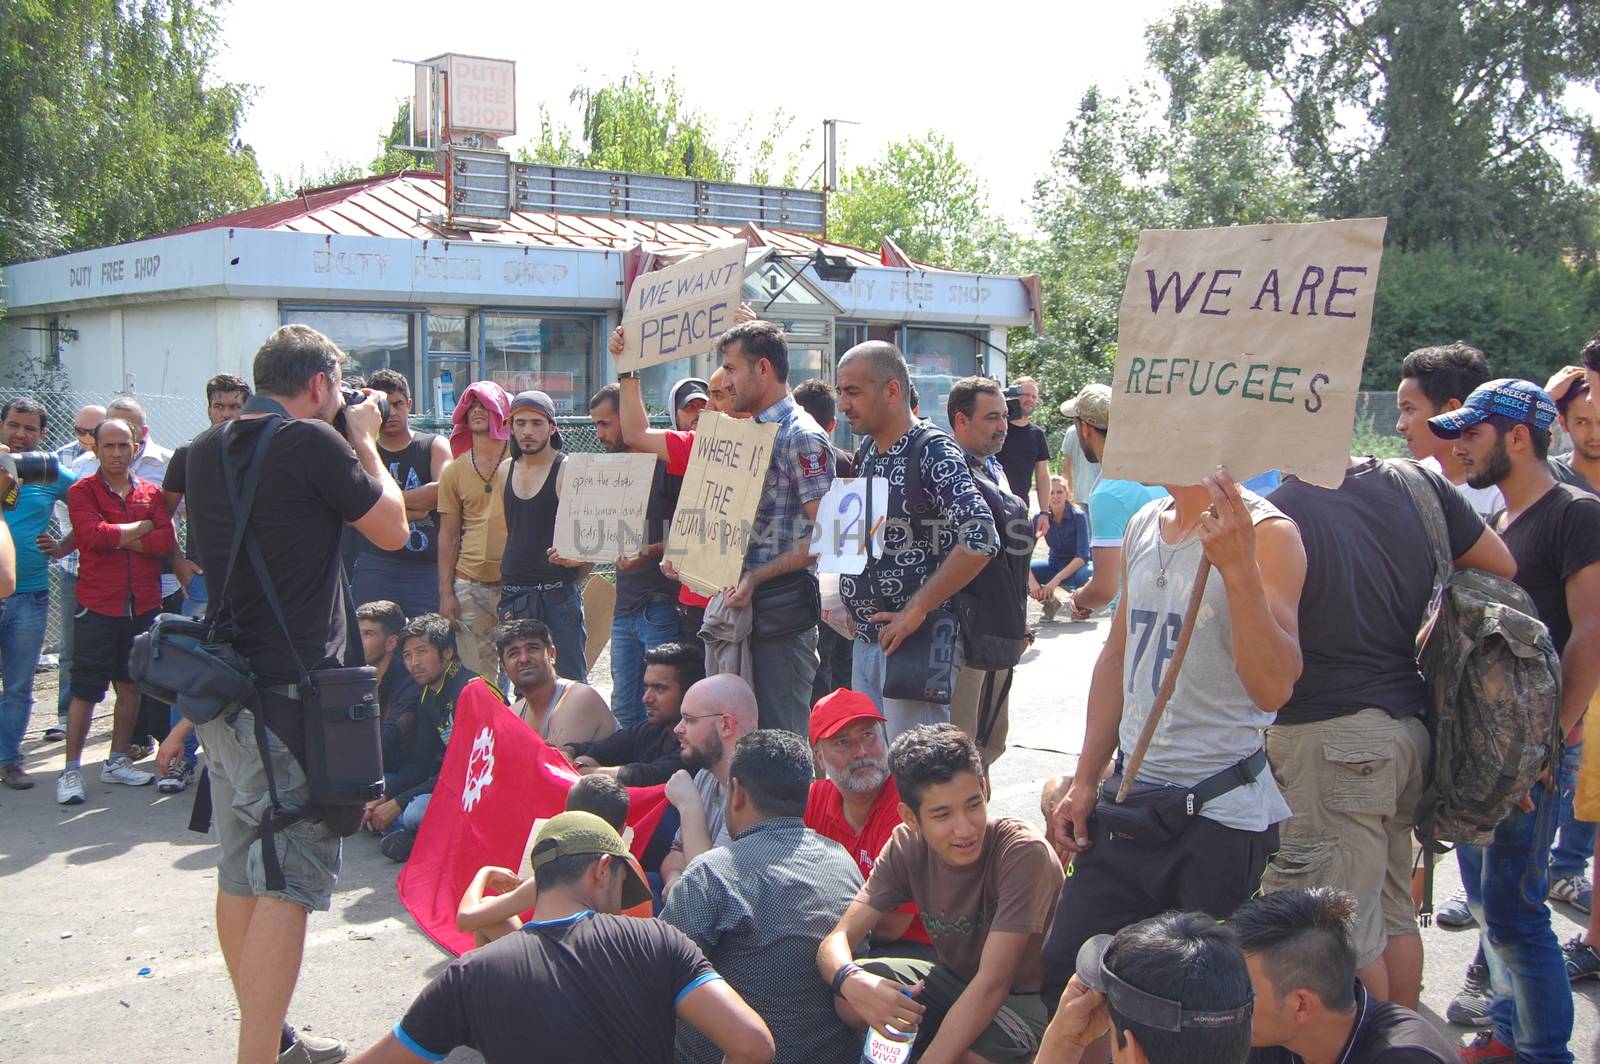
[809,477,889,575]
[618,241,747,374]
[1101,218,1387,489]
[667,411,778,597]
[552,452,660,561]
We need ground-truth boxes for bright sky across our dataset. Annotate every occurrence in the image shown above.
[214,0,1181,228]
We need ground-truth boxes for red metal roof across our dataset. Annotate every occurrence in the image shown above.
[165,171,895,267]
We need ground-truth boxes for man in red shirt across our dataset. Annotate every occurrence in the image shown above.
[804,688,933,955]
[56,418,175,805]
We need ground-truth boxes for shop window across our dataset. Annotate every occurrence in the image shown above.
[905,327,981,433]
[424,311,472,419]
[482,312,595,416]
[283,308,418,387]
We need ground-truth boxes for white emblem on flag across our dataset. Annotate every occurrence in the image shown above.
[462,726,495,811]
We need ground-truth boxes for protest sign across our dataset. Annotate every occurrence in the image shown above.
[809,477,889,575]
[397,680,668,956]
[552,451,660,561]
[1100,217,1387,489]
[667,411,778,597]
[617,241,747,373]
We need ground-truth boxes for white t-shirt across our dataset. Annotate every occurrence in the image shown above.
[1422,456,1503,519]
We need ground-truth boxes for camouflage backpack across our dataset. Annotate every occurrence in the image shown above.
[1393,461,1562,851]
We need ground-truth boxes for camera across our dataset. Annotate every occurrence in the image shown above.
[333,386,391,437]
[0,451,60,484]
[1004,384,1024,421]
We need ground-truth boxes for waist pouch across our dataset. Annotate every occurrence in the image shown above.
[129,613,254,726]
[1095,748,1268,844]
[498,582,573,625]
[882,606,960,705]
[299,666,384,810]
[751,570,821,640]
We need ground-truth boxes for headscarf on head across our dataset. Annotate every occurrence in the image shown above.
[449,381,511,457]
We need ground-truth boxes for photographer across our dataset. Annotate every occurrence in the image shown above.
[185,324,406,1064]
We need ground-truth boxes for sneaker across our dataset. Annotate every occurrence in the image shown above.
[1446,963,1493,1028]
[101,756,154,787]
[124,741,152,763]
[1550,874,1593,914]
[56,768,86,805]
[1435,887,1475,929]
[1565,936,1600,982]
[1457,1030,1516,1063]
[42,726,65,742]
[1,761,34,790]
[278,1032,348,1064]
[157,760,194,794]
[379,829,416,863]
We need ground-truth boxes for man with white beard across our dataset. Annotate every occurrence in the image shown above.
[803,688,934,956]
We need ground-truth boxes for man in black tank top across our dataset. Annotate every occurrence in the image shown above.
[500,390,590,682]
[352,370,451,619]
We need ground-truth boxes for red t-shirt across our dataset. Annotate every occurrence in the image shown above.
[664,430,710,609]
[805,777,931,944]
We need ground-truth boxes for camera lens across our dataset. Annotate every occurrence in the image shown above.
[12,453,59,484]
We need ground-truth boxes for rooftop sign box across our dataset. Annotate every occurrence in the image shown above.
[418,53,516,138]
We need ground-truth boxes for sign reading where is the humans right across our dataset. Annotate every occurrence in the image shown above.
[617,241,747,374]
[668,411,778,597]
[1100,217,1387,489]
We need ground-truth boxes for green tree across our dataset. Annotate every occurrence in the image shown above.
[371,101,417,174]
[1,0,265,262]
[827,133,1013,272]
[1148,0,1600,255]
[522,73,735,180]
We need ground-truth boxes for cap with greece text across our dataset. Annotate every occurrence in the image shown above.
[528,810,651,911]
[1059,383,1111,430]
[1427,378,1557,439]
[809,688,887,746]
[509,389,563,450]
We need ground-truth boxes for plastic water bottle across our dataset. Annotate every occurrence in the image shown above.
[860,989,917,1063]
[436,368,456,417]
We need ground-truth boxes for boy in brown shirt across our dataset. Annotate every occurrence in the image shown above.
[817,724,1064,1063]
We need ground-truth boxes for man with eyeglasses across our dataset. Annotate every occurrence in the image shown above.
[659,674,759,893]
[38,404,103,743]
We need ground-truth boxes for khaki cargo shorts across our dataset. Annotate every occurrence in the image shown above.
[1263,710,1428,968]
[196,707,341,913]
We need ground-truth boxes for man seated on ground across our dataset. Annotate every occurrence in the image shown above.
[1036,913,1256,1064]
[365,613,484,861]
[818,724,1065,1064]
[804,688,932,954]
[457,774,652,946]
[1232,888,1454,1063]
[664,730,865,1063]
[498,618,615,747]
[660,674,760,892]
[563,640,701,785]
[351,811,775,1064]
[358,600,422,773]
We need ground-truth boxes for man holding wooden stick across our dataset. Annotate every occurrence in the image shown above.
[1039,469,1305,1015]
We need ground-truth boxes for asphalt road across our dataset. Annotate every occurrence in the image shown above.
[1,606,1595,1062]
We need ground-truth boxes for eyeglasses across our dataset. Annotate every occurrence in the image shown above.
[679,712,727,725]
[73,426,96,435]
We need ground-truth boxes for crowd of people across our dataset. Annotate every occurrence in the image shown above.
[0,310,1597,1064]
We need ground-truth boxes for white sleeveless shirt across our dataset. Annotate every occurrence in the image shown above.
[1118,490,1293,832]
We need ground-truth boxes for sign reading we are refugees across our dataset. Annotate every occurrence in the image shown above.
[1100,217,1387,489]
[668,411,778,597]
[551,452,660,561]
[617,241,747,374]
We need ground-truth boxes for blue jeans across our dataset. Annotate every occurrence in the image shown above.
[1459,780,1573,1063]
[0,590,49,765]
[55,570,77,725]
[1030,558,1089,591]
[352,553,440,620]
[502,583,588,683]
[608,600,680,727]
[386,792,431,835]
[1550,740,1594,882]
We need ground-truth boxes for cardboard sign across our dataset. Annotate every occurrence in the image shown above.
[1101,218,1387,489]
[809,477,889,575]
[617,241,747,373]
[552,452,660,561]
[667,411,778,596]
[582,574,616,672]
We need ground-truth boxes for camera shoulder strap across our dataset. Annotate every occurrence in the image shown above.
[208,417,284,633]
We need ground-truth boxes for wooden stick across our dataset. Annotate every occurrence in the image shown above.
[1116,554,1213,803]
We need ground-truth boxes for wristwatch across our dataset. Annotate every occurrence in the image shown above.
[618,370,640,380]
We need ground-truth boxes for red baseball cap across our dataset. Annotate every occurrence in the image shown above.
[809,688,887,746]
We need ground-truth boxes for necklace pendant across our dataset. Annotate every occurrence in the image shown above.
[484,482,493,494]
[1156,572,1168,590]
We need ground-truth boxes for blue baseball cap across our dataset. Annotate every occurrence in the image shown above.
[1427,378,1558,439]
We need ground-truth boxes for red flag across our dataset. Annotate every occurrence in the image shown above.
[397,679,669,955]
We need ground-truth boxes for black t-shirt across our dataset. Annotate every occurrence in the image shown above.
[1498,482,1600,654]
[164,443,194,559]
[361,431,440,565]
[614,459,679,614]
[502,453,571,586]
[1273,459,1484,724]
[996,421,1049,503]
[186,415,383,684]
[1248,984,1454,1063]
[397,910,719,1064]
